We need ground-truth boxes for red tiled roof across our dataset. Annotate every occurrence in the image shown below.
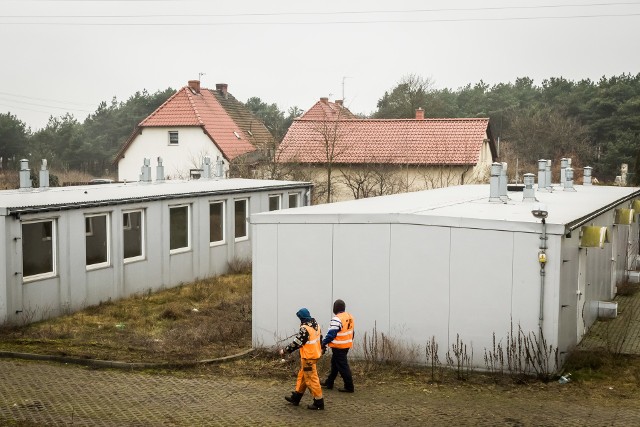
[115,85,258,162]
[300,99,357,120]
[278,118,493,165]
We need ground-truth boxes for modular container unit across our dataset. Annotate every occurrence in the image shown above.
[251,184,640,367]
[0,178,312,325]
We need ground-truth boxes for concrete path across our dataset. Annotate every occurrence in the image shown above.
[1,358,639,426]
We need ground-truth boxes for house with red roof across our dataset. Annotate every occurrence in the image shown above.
[115,81,272,181]
[278,99,498,202]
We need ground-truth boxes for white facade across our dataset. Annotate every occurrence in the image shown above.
[0,178,312,325]
[117,127,229,181]
[251,184,640,367]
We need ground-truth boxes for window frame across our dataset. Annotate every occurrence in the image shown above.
[209,200,226,246]
[85,213,111,270]
[169,204,191,254]
[268,194,281,211]
[168,130,179,145]
[288,192,300,209]
[123,209,145,263]
[234,198,249,242]
[22,218,57,282]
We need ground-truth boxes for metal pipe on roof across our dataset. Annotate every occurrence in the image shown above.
[583,166,593,186]
[523,173,536,202]
[489,162,502,202]
[19,159,31,190]
[156,157,165,182]
[140,158,151,183]
[537,159,546,190]
[499,162,509,202]
[39,159,49,189]
[560,158,568,187]
[545,160,552,191]
[564,167,576,192]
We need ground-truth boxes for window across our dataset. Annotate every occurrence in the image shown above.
[268,194,281,211]
[234,198,248,240]
[22,220,56,280]
[168,131,179,145]
[85,214,110,269]
[170,205,190,252]
[209,201,225,245]
[288,193,300,209]
[123,210,144,261]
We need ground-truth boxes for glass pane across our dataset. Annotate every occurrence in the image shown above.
[124,211,143,259]
[86,215,108,266]
[289,194,299,208]
[209,202,224,243]
[22,221,54,277]
[234,199,247,238]
[170,206,189,250]
[269,195,280,211]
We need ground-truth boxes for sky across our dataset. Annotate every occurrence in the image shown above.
[1,0,640,131]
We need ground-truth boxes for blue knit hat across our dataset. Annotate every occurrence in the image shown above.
[296,308,311,321]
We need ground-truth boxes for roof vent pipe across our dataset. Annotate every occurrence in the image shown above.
[215,156,224,179]
[545,160,552,190]
[489,162,502,202]
[523,173,536,202]
[583,166,593,185]
[560,158,568,186]
[499,162,509,201]
[537,159,547,190]
[19,159,32,190]
[140,158,151,182]
[201,156,212,179]
[39,159,49,189]
[156,157,165,182]
[564,167,577,191]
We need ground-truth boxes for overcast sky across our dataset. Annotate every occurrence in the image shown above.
[1,0,639,131]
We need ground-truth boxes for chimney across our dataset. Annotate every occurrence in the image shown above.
[523,173,536,202]
[415,108,425,120]
[564,167,576,191]
[560,158,568,186]
[39,159,49,189]
[188,80,200,94]
[201,156,212,179]
[216,83,228,98]
[489,162,502,202]
[583,166,593,185]
[537,159,547,190]
[19,159,32,190]
[320,97,329,104]
[140,158,151,183]
[156,157,165,182]
[335,99,343,107]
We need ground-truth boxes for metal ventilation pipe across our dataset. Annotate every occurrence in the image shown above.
[19,159,32,190]
[583,166,592,185]
[489,162,502,202]
[564,167,576,191]
[201,156,212,179]
[523,173,536,201]
[499,162,509,201]
[537,159,547,190]
[545,160,552,190]
[560,158,568,186]
[39,159,49,189]
[156,157,165,182]
[215,156,224,179]
[140,158,151,182]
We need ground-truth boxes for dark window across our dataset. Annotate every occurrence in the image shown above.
[209,201,224,244]
[269,195,281,211]
[86,214,109,267]
[169,131,179,145]
[123,210,144,260]
[170,205,190,251]
[234,199,248,240]
[288,193,299,208]
[22,220,55,278]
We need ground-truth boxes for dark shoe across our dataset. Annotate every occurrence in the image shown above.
[320,380,333,390]
[307,398,325,410]
[285,391,303,406]
[338,388,354,393]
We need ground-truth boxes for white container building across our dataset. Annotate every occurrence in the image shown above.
[0,171,312,325]
[251,181,640,367]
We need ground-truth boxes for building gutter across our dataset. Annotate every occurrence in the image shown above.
[565,189,640,233]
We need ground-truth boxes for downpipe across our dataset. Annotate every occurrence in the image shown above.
[538,218,548,331]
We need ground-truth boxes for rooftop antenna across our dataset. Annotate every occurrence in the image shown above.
[342,76,351,101]
[198,72,206,82]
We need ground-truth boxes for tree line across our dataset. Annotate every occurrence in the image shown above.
[1,73,639,182]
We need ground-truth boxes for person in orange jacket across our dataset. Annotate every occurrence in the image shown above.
[321,299,354,393]
[280,308,324,410]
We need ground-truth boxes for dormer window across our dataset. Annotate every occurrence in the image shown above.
[233,131,241,139]
[168,131,179,145]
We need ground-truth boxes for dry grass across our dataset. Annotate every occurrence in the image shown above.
[0,274,251,363]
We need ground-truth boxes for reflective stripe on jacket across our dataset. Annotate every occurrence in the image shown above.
[328,311,354,349]
[300,324,322,359]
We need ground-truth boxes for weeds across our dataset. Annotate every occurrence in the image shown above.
[445,334,473,380]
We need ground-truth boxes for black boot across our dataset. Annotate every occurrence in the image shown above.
[285,391,303,406]
[320,379,333,390]
[307,398,325,410]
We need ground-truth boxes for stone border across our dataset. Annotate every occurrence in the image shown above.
[0,348,255,370]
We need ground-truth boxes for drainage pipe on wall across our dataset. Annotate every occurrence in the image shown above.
[538,218,548,330]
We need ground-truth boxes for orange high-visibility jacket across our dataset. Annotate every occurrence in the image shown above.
[328,312,354,349]
[300,324,322,359]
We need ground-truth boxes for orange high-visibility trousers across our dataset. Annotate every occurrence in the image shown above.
[295,358,323,399]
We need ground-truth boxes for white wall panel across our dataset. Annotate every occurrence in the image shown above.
[251,224,279,347]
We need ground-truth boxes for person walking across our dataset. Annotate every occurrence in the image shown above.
[321,299,354,393]
[280,308,325,410]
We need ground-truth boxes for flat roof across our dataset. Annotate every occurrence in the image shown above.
[252,184,640,235]
[0,179,310,216]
